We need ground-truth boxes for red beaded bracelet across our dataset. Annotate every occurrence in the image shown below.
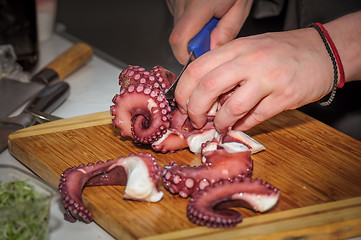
[315,23,345,88]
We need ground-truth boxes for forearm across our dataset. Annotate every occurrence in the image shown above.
[324,10,361,82]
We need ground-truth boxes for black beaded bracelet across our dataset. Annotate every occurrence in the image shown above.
[309,23,338,107]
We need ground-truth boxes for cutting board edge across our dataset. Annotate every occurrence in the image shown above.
[7,110,361,239]
[8,139,138,240]
[140,196,361,240]
[9,134,361,240]
[8,111,112,142]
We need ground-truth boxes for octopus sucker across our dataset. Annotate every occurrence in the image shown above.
[187,177,280,228]
[58,153,163,223]
[111,85,171,144]
[59,65,280,228]
[162,146,253,198]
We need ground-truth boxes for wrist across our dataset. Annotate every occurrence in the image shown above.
[324,11,361,83]
[309,23,339,106]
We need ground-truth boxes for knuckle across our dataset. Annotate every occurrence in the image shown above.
[174,90,185,103]
[187,107,204,127]
[168,30,181,47]
[281,85,296,99]
[248,111,267,125]
[250,48,271,63]
[199,74,218,92]
[226,99,246,116]
[185,61,201,79]
[220,26,238,42]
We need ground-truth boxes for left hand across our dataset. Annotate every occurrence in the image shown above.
[166,0,253,65]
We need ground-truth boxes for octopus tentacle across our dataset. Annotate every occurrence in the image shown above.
[152,65,177,91]
[58,153,163,223]
[114,65,267,154]
[151,109,191,153]
[187,177,280,228]
[111,85,172,144]
[112,65,179,144]
[119,65,154,89]
[119,65,177,92]
[59,65,279,228]
[162,145,253,199]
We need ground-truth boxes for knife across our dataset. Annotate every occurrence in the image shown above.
[165,18,219,102]
[0,43,92,118]
[0,81,69,153]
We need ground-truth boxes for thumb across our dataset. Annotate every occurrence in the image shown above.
[211,0,253,49]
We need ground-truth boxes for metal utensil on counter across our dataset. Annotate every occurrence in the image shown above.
[0,81,69,153]
[26,109,62,123]
[0,43,92,118]
[165,18,219,102]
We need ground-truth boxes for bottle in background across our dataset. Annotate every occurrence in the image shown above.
[0,0,39,72]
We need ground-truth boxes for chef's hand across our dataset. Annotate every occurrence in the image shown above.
[166,0,253,65]
[175,28,337,132]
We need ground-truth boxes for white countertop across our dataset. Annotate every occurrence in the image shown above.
[0,34,119,240]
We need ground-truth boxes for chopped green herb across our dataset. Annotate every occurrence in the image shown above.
[0,180,50,240]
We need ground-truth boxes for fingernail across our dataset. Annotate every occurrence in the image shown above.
[179,106,187,114]
[190,121,199,129]
[179,99,189,114]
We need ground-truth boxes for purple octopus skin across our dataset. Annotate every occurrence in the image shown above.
[187,177,280,228]
[111,65,220,154]
[66,64,279,228]
[162,147,253,198]
[58,153,162,223]
[111,66,266,154]
[110,65,176,145]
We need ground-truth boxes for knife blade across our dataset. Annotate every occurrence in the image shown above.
[165,18,219,102]
[0,81,69,153]
[0,43,92,118]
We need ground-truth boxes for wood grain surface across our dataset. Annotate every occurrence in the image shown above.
[8,110,361,239]
[45,43,93,80]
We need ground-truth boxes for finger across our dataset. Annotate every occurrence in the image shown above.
[175,43,242,115]
[213,79,272,132]
[211,0,253,49]
[166,0,175,16]
[232,94,288,131]
[174,60,203,114]
[169,9,214,65]
[186,58,251,129]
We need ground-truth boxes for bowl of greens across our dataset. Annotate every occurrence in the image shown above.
[0,165,55,240]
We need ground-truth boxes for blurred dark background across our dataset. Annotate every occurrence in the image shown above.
[56,0,179,73]
[56,0,361,140]
[55,0,286,73]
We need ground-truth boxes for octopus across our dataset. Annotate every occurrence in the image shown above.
[58,153,162,223]
[58,65,280,228]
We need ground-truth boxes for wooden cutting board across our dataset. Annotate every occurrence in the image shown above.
[8,110,361,240]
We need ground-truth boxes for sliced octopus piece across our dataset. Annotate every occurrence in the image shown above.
[58,153,162,223]
[187,177,280,228]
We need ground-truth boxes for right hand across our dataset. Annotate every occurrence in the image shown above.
[166,0,254,65]
[174,28,336,132]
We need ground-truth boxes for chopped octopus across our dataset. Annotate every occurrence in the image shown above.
[58,65,279,228]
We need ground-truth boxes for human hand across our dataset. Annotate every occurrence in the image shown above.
[166,0,253,65]
[174,28,336,132]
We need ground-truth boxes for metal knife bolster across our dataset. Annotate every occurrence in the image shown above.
[165,50,194,102]
[28,81,70,114]
[31,68,59,85]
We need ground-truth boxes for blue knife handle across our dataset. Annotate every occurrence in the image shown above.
[187,18,219,58]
